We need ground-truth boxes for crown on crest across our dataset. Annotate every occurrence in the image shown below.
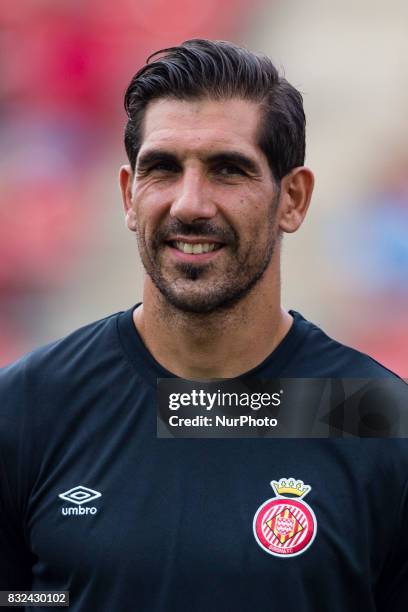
[271,478,311,499]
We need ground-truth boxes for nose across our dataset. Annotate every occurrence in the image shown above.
[169,169,217,224]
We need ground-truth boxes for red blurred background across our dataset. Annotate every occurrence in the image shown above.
[0,0,407,376]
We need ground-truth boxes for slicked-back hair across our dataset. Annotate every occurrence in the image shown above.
[124,39,306,181]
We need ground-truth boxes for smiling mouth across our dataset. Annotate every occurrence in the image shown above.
[167,240,224,255]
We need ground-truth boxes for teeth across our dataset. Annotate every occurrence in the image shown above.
[180,242,194,254]
[175,242,218,254]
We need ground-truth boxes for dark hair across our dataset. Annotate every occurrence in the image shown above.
[124,39,305,181]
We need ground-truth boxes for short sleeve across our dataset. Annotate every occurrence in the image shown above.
[0,363,34,592]
[376,477,408,611]
[0,448,33,590]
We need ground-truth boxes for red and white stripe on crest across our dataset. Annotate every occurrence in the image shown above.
[262,502,308,548]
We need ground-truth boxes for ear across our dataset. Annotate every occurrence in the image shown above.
[119,165,138,232]
[277,167,314,233]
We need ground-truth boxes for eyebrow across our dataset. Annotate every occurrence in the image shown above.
[136,149,262,175]
[136,151,179,173]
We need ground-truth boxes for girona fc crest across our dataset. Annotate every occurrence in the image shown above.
[253,478,317,558]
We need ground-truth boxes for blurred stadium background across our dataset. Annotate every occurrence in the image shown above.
[0,0,407,375]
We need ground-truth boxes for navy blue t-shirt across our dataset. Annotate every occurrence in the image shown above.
[0,305,407,611]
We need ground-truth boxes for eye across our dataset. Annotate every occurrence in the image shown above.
[215,164,246,177]
[150,161,180,173]
[137,160,180,176]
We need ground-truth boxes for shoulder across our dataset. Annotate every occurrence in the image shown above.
[0,310,133,505]
[0,310,124,407]
[288,311,401,379]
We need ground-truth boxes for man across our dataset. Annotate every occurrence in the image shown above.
[0,39,407,611]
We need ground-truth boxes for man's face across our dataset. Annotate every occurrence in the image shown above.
[124,97,281,313]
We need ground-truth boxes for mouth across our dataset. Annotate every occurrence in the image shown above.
[168,240,223,254]
[164,238,226,262]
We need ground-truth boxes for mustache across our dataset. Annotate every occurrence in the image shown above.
[153,220,238,248]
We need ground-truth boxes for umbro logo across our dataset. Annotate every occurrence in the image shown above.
[59,486,101,505]
[59,486,102,516]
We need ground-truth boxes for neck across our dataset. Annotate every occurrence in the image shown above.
[133,263,293,379]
